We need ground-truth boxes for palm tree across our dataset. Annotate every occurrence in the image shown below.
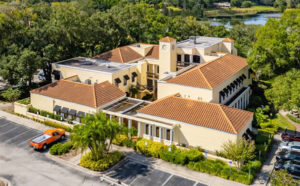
[70,112,121,160]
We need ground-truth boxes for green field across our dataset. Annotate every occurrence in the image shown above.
[205,6,279,18]
[274,114,296,130]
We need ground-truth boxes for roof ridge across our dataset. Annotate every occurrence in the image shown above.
[197,68,213,89]
[92,84,97,107]
[218,105,237,134]
[60,79,93,87]
[118,48,124,63]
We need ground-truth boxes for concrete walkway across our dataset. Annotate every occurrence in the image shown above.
[279,110,300,131]
[0,109,51,132]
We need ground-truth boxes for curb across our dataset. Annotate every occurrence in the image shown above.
[0,177,12,186]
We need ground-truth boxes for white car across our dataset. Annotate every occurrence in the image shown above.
[279,141,300,152]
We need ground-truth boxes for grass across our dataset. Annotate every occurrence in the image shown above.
[205,6,279,17]
[273,114,296,130]
[287,114,300,124]
[17,98,30,105]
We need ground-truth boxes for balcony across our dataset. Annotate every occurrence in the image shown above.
[147,72,159,79]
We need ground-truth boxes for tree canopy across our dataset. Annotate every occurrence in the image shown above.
[247,9,300,79]
[265,68,300,112]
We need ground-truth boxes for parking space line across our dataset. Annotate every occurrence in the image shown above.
[193,182,198,186]
[4,129,33,143]
[0,120,15,128]
[0,125,18,135]
[161,174,173,186]
[17,133,41,146]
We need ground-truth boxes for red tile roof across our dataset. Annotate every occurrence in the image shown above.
[30,80,125,108]
[160,36,176,42]
[93,46,143,63]
[146,45,159,59]
[137,95,253,134]
[167,54,248,89]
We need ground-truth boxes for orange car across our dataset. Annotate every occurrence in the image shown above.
[30,128,66,150]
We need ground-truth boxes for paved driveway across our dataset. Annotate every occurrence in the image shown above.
[0,118,109,186]
[106,158,207,186]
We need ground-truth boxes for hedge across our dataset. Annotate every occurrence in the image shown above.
[80,151,124,171]
[17,98,30,105]
[287,114,300,124]
[112,134,136,149]
[29,107,61,121]
[136,139,257,184]
[50,141,73,155]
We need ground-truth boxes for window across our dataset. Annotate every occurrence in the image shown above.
[145,124,149,135]
[193,55,201,63]
[184,54,190,62]
[166,129,171,140]
[147,64,150,71]
[123,75,129,86]
[114,78,121,87]
[157,66,159,73]
[156,127,160,137]
[177,54,181,62]
[132,72,137,83]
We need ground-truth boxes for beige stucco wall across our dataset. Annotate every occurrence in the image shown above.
[212,66,252,104]
[159,41,177,77]
[30,93,97,114]
[14,102,31,115]
[52,63,146,92]
[157,81,213,101]
[137,112,252,152]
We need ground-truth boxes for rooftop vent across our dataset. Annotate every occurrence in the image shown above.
[136,44,141,47]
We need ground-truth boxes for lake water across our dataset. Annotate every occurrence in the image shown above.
[204,13,282,28]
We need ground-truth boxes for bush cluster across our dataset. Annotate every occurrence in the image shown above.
[112,134,137,149]
[136,139,258,184]
[255,130,274,161]
[29,107,61,120]
[287,114,300,124]
[17,97,30,105]
[80,151,124,171]
[50,141,73,155]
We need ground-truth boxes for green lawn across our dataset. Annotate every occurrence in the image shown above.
[273,114,296,130]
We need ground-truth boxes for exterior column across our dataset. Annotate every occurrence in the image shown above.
[159,127,162,142]
[128,119,132,139]
[109,114,112,120]
[190,55,193,64]
[118,117,123,125]
[148,124,151,138]
[138,122,141,138]
[170,129,174,144]
[152,65,155,92]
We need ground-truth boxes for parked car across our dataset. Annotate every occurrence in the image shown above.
[38,72,46,81]
[276,150,300,162]
[274,160,300,170]
[281,129,300,142]
[30,129,66,151]
[279,141,300,152]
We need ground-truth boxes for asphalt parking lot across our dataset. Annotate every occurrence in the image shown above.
[106,158,207,186]
[0,117,109,186]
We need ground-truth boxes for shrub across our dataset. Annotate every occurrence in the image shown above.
[112,134,128,146]
[242,160,262,174]
[50,141,73,155]
[136,139,165,158]
[241,1,252,8]
[80,151,124,171]
[29,107,39,114]
[184,148,204,162]
[17,98,30,105]
[43,120,72,132]
[287,114,300,124]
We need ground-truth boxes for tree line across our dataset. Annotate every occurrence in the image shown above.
[0,1,258,87]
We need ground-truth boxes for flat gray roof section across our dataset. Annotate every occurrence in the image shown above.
[54,57,136,74]
[104,98,150,116]
[176,36,224,49]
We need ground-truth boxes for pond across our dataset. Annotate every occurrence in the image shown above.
[204,13,282,28]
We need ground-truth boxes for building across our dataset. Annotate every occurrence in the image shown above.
[158,54,252,109]
[30,76,126,122]
[19,35,254,152]
[52,57,144,95]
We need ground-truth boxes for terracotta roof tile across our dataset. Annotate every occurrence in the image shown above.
[93,46,143,63]
[30,80,125,108]
[160,36,176,42]
[137,95,253,134]
[146,45,159,59]
[223,38,235,42]
[167,54,248,89]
